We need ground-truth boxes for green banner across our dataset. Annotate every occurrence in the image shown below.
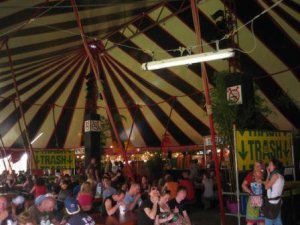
[236,130,293,171]
[34,150,75,169]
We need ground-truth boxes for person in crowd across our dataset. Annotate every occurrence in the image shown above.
[168,186,192,225]
[141,176,150,193]
[123,182,141,211]
[57,180,72,212]
[16,211,37,225]
[201,171,215,209]
[86,158,100,181]
[242,161,265,225]
[264,158,285,225]
[22,175,34,193]
[72,175,85,198]
[178,171,195,202]
[120,182,129,193]
[68,176,79,193]
[137,186,161,225]
[157,189,175,224]
[86,173,97,193]
[11,195,26,217]
[0,196,15,225]
[111,169,125,189]
[63,197,95,225]
[158,173,169,190]
[140,176,151,200]
[102,177,117,200]
[77,182,94,212]
[6,170,17,188]
[27,195,59,225]
[30,177,47,199]
[189,159,200,182]
[163,175,178,200]
[102,190,126,216]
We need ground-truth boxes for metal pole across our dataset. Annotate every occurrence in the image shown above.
[6,42,35,174]
[70,0,134,180]
[0,134,8,171]
[204,139,207,168]
[190,1,226,224]
[290,131,296,181]
[233,125,241,225]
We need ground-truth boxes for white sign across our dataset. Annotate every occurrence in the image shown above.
[84,120,101,132]
[204,136,224,146]
[227,85,242,105]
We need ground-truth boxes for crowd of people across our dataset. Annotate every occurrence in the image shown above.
[0,158,217,225]
[0,157,287,225]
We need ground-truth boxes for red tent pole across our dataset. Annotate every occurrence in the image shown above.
[190,1,226,225]
[70,0,134,180]
[6,43,36,173]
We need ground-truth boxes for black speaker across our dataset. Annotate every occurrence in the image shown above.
[225,73,254,105]
[84,113,101,167]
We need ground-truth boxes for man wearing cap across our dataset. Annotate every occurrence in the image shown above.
[27,195,59,225]
[64,197,95,225]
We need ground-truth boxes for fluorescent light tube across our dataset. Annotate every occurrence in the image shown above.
[141,48,235,71]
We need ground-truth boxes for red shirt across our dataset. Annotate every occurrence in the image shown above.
[244,172,254,186]
[34,185,47,198]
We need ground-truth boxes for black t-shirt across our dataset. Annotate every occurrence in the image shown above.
[168,199,187,215]
[137,199,159,225]
[102,196,118,216]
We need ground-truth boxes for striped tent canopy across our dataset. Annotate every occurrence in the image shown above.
[0,0,299,152]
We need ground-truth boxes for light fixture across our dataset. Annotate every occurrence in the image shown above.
[141,48,234,71]
[30,132,43,144]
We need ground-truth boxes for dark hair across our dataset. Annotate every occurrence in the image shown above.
[270,158,284,174]
[35,177,45,186]
[115,189,126,196]
[177,186,187,193]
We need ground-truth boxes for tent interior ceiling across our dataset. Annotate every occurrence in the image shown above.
[0,0,299,150]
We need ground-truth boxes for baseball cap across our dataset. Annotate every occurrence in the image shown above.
[35,194,46,205]
[64,197,80,215]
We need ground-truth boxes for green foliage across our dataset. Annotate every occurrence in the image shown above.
[99,115,111,147]
[211,71,272,145]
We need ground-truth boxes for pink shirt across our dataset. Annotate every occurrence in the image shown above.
[77,192,93,209]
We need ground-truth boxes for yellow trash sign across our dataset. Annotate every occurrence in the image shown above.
[236,130,293,171]
[34,150,75,169]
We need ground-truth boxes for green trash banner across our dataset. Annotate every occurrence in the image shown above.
[34,150,75,169]
[236,130,293,171]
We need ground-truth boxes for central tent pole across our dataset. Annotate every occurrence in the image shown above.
[190,1,226,224]
[70,0,134,180]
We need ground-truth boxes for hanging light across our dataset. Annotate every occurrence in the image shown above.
[141,48,234,71]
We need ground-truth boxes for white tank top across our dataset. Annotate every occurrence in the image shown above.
[267,174,285,204]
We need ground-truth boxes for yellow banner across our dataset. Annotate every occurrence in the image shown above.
[34,150,75,169]
[236,130,293,171]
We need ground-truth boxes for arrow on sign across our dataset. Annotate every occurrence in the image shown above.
[238,149,248,160]
[283,149,289,158]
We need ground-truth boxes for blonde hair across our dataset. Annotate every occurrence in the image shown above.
[17,212,37,225]
[80,181,92,193]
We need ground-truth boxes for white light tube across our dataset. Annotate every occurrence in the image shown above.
[141,48,235,71]
[30,132,43,144]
